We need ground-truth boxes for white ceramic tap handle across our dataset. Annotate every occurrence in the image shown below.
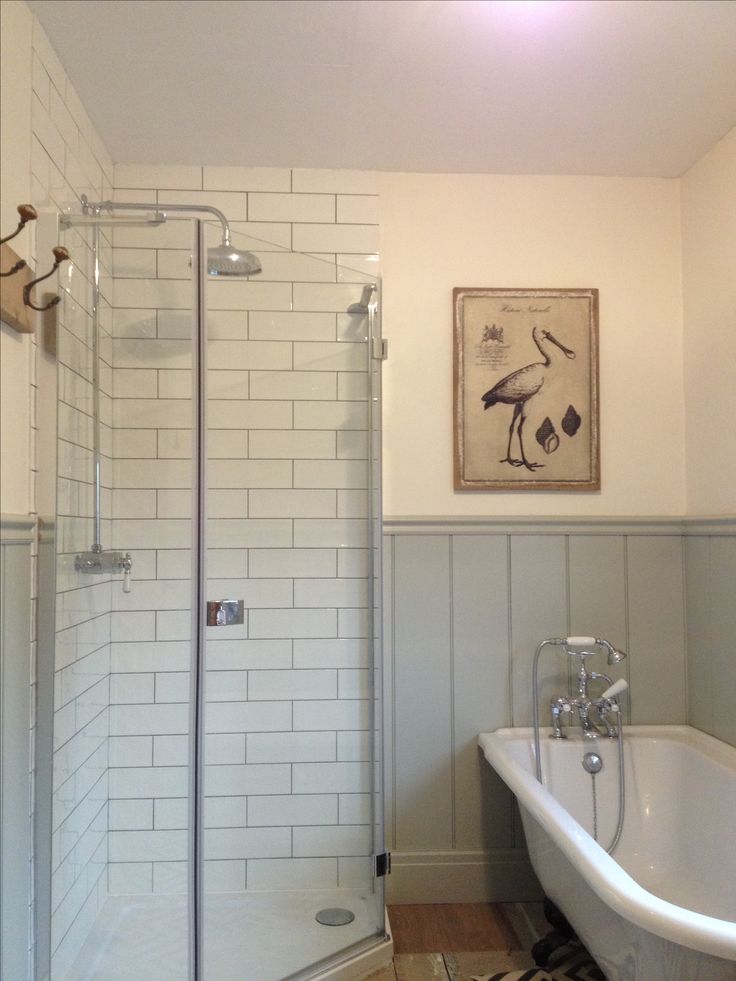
[566,636,596,646]
[601,678,628,700]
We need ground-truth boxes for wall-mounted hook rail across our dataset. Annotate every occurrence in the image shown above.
[1,205,38,276]
[22,246,70,311]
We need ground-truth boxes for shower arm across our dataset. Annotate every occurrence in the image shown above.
[82,196,234,246]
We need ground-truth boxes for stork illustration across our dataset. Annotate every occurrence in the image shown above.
[481,326,576,471]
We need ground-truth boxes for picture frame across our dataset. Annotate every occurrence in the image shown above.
[453,287,599,491]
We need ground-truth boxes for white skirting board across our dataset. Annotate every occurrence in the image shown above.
[386,850,542,904]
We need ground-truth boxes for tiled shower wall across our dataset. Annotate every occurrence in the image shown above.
[28,17,116,981]
[107,165,380,895]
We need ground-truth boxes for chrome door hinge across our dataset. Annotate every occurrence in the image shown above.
[372,337,388,360]
[374,851,391,877]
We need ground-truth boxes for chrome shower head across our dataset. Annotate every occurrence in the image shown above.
[207,242,261,277]
[598,638,627,664]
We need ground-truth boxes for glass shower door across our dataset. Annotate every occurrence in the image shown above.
[201,242,386,980]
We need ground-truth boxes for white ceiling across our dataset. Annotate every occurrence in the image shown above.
[26,0,736,177]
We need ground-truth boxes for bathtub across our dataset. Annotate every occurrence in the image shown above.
[478,725,736,981]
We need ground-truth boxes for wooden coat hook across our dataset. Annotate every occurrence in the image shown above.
[1,204,38,276]
[23,246,70,311]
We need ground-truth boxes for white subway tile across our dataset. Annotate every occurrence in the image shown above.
[113,429,157,459]
[338,794,371,825]
[113,337,191,370]
[111,611,156,643]
[157,489,192,519]
[207,280,292,312]
[248,489,336,519]
[293,283,369,314]
[158,310,193,338]
[204,796,247,827]
[158,430,193,459]
[154,798,188,830]
[207,310,248,340]
[114,400,192,430]
[109,799,153,831]
[114,518,190,550]
[248,548,335,579]
[248,794,337,827]
[153,861,188,894]
[204,764,291,796]
[246,858,337,891]
[113,459,191,488]
[294,401,368,431]
[115,164,203,189]
[337,490,369,519]
[247,731,336,764]
[112,641,190,674]
[204,860,245,892]
[206,549,247,578]
[249,609,337,640]
[249,312,336,342]
[338,857,373,888]
[208,459,293,489]
[114,278,192,310]
[293,700,370,731]
[225,220,292,250]
[249,370,336,401]
[156,611,191,641]
[109,829,188,863]
[110,703,189,736]
[110,766,188,799]
[295,579,368,609]
[204,827,291,860]
[208,340,291,371]
[292,170,378,195]
[207,489,247,518]
[108,862,153,895]
[203,166,291,191]
[156,250,191,280]
[153,734,189,766]
[204,700,291,733]
[337,729,372,761]
[337,430,369,459]
[208,370,249,399]
[293,341,365,373]
[108,735,152,769]
[155,672,191,704]
[205,639,292,671]
[292,639,369,670]
[294,519,368,548]
[158,188,247,220]
[207,519,292,549]
[255,252,337,283]
[293,825,372,857]
[208,430,248,460]
[293,460,367,489]
[292,763,371,795]
[112,309,157,339]
[113,248,157,279]
[205,671,248,702]
[249,431,335,460]
[204,734,246,765]
[110,672,154,704]
[208,400,292,430]
[249,193,334,223]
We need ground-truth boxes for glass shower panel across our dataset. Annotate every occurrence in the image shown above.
[44,215,197,980]
[202,241,385,980]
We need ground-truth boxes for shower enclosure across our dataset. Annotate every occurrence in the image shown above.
[35,201,387,981]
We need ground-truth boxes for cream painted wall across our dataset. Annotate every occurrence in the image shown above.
[682,127,736,516]
[0,0,33,516]
[379,173,685,517]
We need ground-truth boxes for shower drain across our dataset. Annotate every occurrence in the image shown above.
[315,907,355,926]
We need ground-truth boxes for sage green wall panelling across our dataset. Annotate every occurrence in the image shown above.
[684,537,712,734]
[451,535,512,851]
[708,536,736,746]
[627,536,687,724]
[392,535,453,851]
[510,535,568,727]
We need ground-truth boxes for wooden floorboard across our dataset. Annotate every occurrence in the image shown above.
[387,903,520,954]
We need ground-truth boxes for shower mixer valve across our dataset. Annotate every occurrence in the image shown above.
[75,549,133,592]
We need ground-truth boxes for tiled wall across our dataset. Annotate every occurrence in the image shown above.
[29,18,116,980]
[106,164,380,896]
[381,518,717,903]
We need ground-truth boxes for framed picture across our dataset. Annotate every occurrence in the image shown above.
[453,287,599,491]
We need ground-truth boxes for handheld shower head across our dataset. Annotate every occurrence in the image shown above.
[597,638,627,664]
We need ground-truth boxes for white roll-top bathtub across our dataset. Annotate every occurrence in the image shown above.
[479,725,736,981]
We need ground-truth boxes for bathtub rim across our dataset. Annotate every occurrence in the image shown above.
[478,724,736,962]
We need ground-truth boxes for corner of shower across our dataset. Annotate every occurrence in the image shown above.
[34,201,390,981]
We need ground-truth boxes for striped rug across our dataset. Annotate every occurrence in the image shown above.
[472,944,605,981]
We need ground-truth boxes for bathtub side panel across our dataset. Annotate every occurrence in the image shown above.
[710,536,736,748]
